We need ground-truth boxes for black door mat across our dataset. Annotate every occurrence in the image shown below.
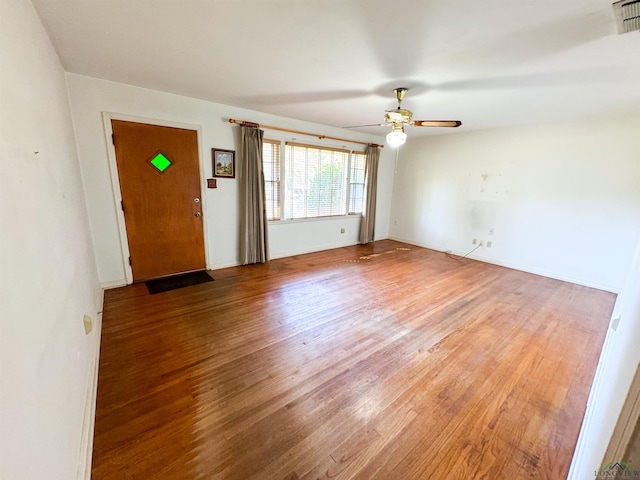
[145,270,214,294]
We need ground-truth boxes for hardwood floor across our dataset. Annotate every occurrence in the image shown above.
[92,240,615,479]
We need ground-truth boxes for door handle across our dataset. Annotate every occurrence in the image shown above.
[194,212,202,217]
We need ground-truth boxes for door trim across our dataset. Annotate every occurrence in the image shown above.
[101,112,210,285]
[603,362,640,467]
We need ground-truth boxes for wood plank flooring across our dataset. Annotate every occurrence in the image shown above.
[92,240,615,479]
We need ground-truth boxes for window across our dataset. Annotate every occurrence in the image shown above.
[262,140,366,221]
[263,140,281,221]
[349,151,365,214]
[286,143,349,219]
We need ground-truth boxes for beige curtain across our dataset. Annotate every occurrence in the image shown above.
[239,126,269,264]
[358,144,381,244]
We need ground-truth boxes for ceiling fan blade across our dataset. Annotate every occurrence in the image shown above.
[413,120,462,127]
[342,123,386,128]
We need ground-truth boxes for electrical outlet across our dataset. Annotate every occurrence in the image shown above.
[472,238,477,245]
[479,240,484,246]
[340,227,345,234]
[487,241,492,248]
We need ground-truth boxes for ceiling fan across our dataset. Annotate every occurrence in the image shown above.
[347,88,462,147]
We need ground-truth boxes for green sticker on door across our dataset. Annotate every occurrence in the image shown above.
[149,152,172,173]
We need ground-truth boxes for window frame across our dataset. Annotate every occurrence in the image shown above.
[262,139,282,221]
[348,150,366,215]
[262,138,366,223]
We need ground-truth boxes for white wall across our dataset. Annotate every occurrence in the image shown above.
[0,1,102,479]
[65,74,393,286]
[570,235,640,478]
[389,118,640,292]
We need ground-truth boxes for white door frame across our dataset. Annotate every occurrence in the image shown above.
[101,112,210,285]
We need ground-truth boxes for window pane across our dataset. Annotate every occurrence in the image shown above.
[262,140,281,220]
[285,144,348,219]
[349,152,366,214]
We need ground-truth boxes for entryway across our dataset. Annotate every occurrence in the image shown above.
[111,119,205,282]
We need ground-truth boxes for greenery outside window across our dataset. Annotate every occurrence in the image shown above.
[262,140,365,221]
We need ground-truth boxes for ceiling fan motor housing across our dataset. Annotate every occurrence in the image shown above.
[385,109,414,125]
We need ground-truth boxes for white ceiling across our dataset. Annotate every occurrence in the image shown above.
[32,0,640,137]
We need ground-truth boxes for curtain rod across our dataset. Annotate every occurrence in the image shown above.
[227,118,383,148]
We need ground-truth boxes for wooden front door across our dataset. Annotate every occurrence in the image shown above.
[112,120,205,282]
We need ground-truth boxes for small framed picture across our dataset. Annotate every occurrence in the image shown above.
[212,148,235,178]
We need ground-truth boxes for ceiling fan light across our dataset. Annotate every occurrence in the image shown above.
[386,129,407,147]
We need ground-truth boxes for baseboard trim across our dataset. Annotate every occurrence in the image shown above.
[100,279,127,289]
[76,289,104,480]
[567,322,617,480]
[270,240,359,260]
[388,236,619,293]
[603,362,640,466]
[207,260,240,271]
